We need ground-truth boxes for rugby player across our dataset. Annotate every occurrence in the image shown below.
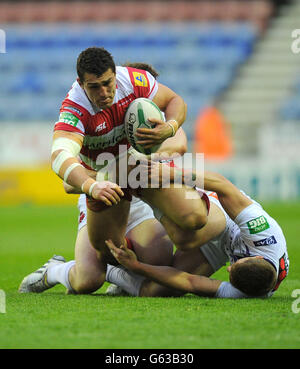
[40,47,208,293]
[19,60,194,294]
[105,166,289,298]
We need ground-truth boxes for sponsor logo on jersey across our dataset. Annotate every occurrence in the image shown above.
[254,235,277,247]
[59,112,79,127]
[84,124,126,150]
[95,122,107,132]
[132,72,148,87]
[247,215,270,234]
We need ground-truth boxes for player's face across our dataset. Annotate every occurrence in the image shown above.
[79,68,116,110]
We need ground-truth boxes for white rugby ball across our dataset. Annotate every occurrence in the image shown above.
[124,98,165,155]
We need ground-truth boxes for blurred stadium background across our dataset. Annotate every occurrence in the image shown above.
[1,0,300,206]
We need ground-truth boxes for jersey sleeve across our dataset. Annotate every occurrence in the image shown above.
[126,67,158,100]
[54,99,89,136]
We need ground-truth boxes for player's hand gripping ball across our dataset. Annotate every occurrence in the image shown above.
[124,98,165,155]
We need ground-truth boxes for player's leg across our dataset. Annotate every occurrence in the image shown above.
[158,202,226,251]
[126,218,173,266]
[87,199,131,266]
[139,184,208,232]
[107,202,228,297]
[68,225,105,294]
[70,202,173,294]
[139,248,215,297]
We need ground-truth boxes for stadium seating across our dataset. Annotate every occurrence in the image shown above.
[0,1,275,141]
[0,22,258,138]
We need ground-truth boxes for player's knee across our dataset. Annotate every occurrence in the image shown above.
[72,274,105,294]
[180,211,207,231]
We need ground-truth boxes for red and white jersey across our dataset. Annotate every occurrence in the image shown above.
[54,66,158,170]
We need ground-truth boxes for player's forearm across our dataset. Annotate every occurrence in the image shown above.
[174,169,252,219]
[63,169,97,194]
[129,260,219,297]
[51,132,97,196]
[164,96,186,130]
[52,151,96,195]
[156,128,187,158]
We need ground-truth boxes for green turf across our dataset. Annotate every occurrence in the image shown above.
[0,202,300,349]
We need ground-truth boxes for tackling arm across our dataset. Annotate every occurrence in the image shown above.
[154,164,253,220]
[106,239,221,297]
[155,127,187,158]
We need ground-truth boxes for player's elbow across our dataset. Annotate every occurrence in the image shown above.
[63,182,74,194]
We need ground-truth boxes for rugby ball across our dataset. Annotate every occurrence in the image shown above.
[124,98,165,155]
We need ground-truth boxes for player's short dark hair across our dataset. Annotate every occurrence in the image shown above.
[122,62,159,79]
[77,47,116,82]
[229,258,277,297]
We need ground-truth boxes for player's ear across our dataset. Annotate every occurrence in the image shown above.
[77,77,83,87]
[227,265,232,273]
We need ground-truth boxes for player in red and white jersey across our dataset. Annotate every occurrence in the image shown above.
[50,47,208,293]
[19,61,192,295]
[55,65,158,170]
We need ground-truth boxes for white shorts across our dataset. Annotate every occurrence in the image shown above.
[77,194,155,234]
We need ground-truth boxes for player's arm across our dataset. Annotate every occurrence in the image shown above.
[175,168,252,220]
[135,83,187,148]
[106,239,221,297]
[52,130,124,205]
[145,162,252,219]
[63,168,97,194]
[155,127,187,158]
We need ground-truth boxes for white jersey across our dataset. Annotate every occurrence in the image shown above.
[203,192,289,293]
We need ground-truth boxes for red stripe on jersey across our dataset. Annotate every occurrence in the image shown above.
[61,98,90,121]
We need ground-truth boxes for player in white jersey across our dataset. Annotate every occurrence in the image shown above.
[49,47,209,294]
[105,167,289,298]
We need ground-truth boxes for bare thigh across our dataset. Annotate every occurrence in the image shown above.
[160,202,226,250]
[126,218,173,266]
[87,199,131,265]
[139,184,207,230]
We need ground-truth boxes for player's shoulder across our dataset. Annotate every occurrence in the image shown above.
[116,65,156,93]
[62,80,94,116]
[55,82,92,135]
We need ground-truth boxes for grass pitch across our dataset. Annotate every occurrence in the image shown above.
[0,202,300,349]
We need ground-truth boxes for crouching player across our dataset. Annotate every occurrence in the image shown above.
[105,168,289,299]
